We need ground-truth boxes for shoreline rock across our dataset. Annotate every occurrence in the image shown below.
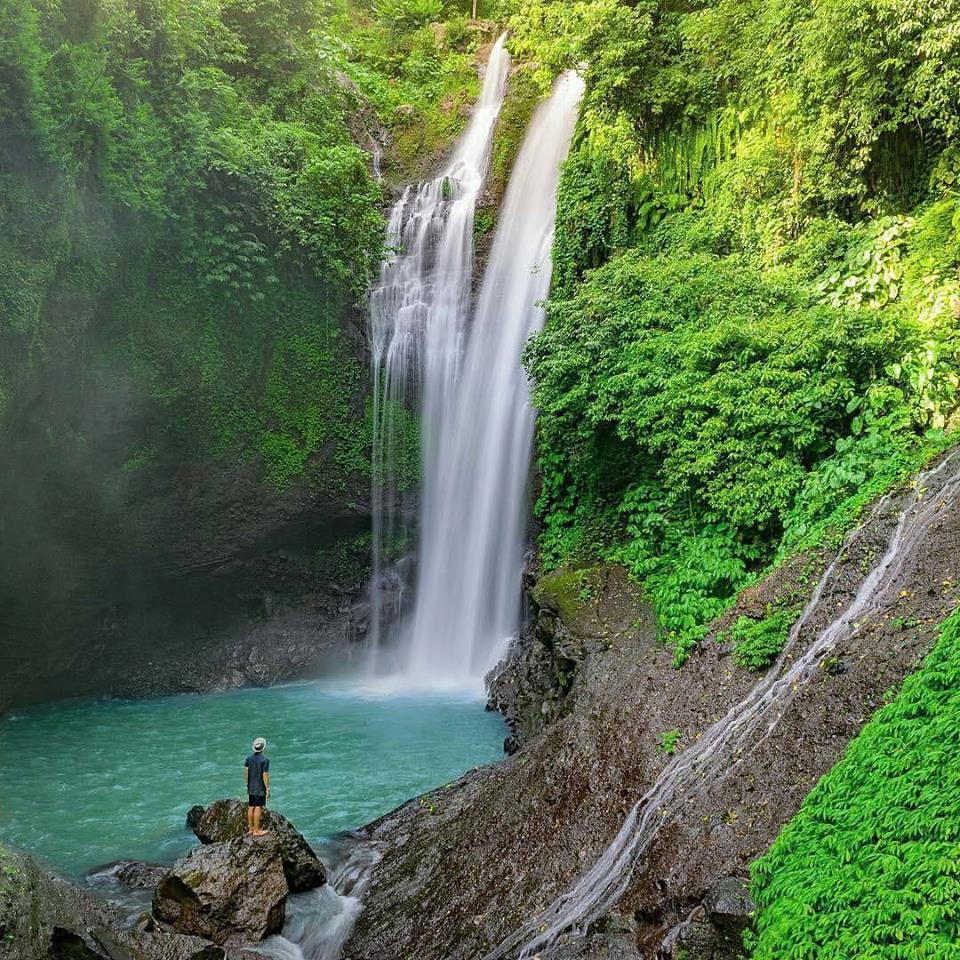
[193,798,327,892]
[0,842,245,960]
[87,859,169,890]
[153,835,288,946]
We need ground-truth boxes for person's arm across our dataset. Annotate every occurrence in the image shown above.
[244,758,249,793]
[264,770,270,801]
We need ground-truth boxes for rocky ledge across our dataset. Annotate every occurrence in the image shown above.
[345,450,960,960]
[1,800,326,958]
[193,798,327,892]
[153,835,289,946]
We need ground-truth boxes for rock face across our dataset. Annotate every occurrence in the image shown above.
[193,798,326,892]
[0,842,230,960]
[152,836,288,946]
[660,877,755,960]
[0,455,376,716]
[703,876,755,940]
[487,565,652,749]
[187,805,206,831]
[346,452,960,960]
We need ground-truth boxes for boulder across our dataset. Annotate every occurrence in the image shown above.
[703,876,755,938]
[659,879,755,960]
[193,799,326,892]
[152,836,288,946]
[0,842,228,960]
[186,805,206,831]
[660,914,719,960]
[88,859,168,890]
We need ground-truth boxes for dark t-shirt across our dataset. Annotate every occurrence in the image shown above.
[245,753,270,797]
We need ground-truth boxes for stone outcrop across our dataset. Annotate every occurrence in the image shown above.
[487,564,652,749]
[152,836,288,946]
[660,877,756,960]
[0,842,240,960]
[193,798,326,892]
[87,859,169,890]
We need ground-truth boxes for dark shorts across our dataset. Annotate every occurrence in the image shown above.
[248,795,266,808]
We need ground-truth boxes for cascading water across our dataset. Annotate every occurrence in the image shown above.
[369,57,586,685]
[405,72,585,683]
[368,34,511,660]
[483,449,960,960]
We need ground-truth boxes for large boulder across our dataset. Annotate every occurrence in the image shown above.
[152,836,288,946]
[703,876,755,938]
[193,799,326,892]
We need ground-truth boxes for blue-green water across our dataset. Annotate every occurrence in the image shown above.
[0,681,506,879]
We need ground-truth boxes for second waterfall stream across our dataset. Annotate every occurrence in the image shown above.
[369,38,585,686]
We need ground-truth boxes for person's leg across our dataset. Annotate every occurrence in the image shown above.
[247,803,255,834]
[252,805,265,835]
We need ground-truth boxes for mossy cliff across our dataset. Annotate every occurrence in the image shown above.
[0,0,501,708]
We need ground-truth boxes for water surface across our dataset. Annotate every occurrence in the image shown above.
[0,681,506,879]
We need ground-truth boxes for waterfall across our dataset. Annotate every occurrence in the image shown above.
[406,72,584,682]
[368,44,586,684]
[368,34,511,661]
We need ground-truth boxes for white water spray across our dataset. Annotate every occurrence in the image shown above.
[406,71,585,682]
[369,50,585,685]
[484,450,960,959]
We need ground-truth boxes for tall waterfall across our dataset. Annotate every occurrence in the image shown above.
[406,72,585,682]
[368,34,511,657]
[368,46,585,683]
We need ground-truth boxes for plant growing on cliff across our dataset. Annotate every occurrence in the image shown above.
[728,607,799,672]
[657,729,682,755]
[748,607,960,958]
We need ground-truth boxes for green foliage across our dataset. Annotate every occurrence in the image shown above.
[511,0,960,662]
[525,229,945,659]
[0,0,498,512]
[748,606,960,959]
[373,0,443,30]
[332,1,492,185]
[727,606,798,672]
[657,729,682,755]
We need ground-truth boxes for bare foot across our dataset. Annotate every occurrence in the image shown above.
[252,829,269,836]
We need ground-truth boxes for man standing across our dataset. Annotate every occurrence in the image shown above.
[245,737,271,836]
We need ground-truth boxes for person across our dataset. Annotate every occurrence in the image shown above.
[244,737,271,836]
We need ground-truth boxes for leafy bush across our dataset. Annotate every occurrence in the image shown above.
[374,0,444,30]
[749,607,960,959]
[728,607,798,672]
[510,0,960,662]
[525,231,939,659]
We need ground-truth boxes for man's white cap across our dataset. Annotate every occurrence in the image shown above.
[253,737,266,753]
